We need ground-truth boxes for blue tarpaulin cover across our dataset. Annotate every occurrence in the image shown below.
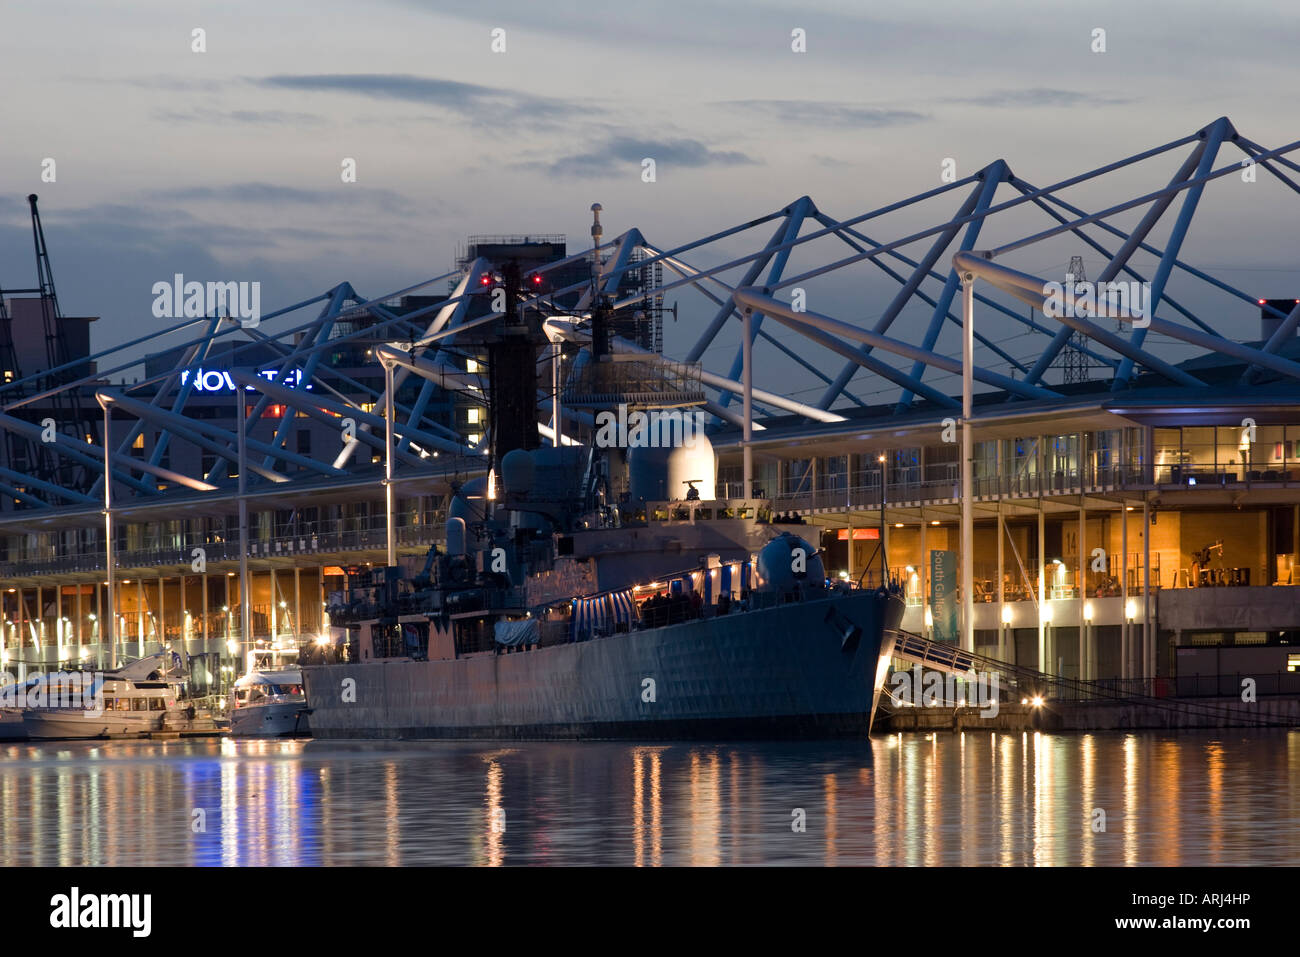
[494,618,540,647]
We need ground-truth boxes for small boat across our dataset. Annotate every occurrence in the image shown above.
[21,654,188,740]
[0,673,52,740]
[229,647,310,738]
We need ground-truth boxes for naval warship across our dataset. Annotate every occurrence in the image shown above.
[299,207,903,739]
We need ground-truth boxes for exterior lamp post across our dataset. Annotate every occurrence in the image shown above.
[94,393,117,669]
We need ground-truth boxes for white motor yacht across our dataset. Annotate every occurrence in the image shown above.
[21,654,187,740]
[229,647,310,737]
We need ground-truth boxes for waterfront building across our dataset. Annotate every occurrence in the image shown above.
[0,117,1297,697]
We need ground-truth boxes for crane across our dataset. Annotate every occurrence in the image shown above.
[30,195,99,476]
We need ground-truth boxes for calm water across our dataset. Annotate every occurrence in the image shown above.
[0,731,1297,866]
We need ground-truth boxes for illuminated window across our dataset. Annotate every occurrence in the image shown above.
[468,434,482,446]
[2,371,12,383]
[466,359,478,373]
[467,408,480,425]
[1288,654,1300,673]
[360,402,376,414]
[132,434,144,450]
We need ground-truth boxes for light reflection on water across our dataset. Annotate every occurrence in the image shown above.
[0,731,1296,866]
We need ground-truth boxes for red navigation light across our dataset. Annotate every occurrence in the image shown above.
[1258,299,1266,305]
[532,274,543,285]
[480,275,492,286]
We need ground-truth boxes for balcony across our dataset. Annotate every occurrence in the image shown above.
[0,517,447,578]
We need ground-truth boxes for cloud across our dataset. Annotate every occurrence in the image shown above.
[953,88,1134,109]
[141,182,427,218]
[723,100,929,129]
[108,74,229,93]
[255,73,587,124]
[519,136,758,178]
[152,107,326,126]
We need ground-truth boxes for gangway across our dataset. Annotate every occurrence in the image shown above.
[884,629,1291,728]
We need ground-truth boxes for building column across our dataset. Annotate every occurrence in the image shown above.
[919,507,928,638]
[1292,504,1299,584]
[95,582,102,671]
[846,520,855,582]
[55,582,63,669]
[35,579,43,670]
[16,588,25,681]
[136,579,144,657]
[75,585,83,666]
[1037,505,1046,673]
[202,572,209,650]
[158,573,166,652]
[880,521,889,588]
[1143,496,1152,681]
[1078,499,1086,680]
[996,501,1005,661]
[1121,502,1129,681]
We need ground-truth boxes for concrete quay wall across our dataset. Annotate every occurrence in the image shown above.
[879,697,1300,732]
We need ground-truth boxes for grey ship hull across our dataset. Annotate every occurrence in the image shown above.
[303,589,903,740]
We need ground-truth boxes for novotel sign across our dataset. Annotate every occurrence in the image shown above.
[178,367,309,393]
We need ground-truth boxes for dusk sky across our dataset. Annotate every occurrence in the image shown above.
[2,0,1298,407]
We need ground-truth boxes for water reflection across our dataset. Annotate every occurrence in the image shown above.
[0,732,1294,866]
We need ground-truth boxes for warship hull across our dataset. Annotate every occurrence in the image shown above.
[303,589,902,740]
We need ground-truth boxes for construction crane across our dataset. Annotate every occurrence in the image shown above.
[31,195,99,470]
[0,196,99,503]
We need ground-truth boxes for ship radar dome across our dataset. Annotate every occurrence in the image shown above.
[500,448,535,496]
[756,532,825,591]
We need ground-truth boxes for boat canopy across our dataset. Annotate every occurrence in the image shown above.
[569,589,638,641]
[234,669,303,688]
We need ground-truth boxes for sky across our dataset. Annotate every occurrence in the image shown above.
[1,0,1298,409]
